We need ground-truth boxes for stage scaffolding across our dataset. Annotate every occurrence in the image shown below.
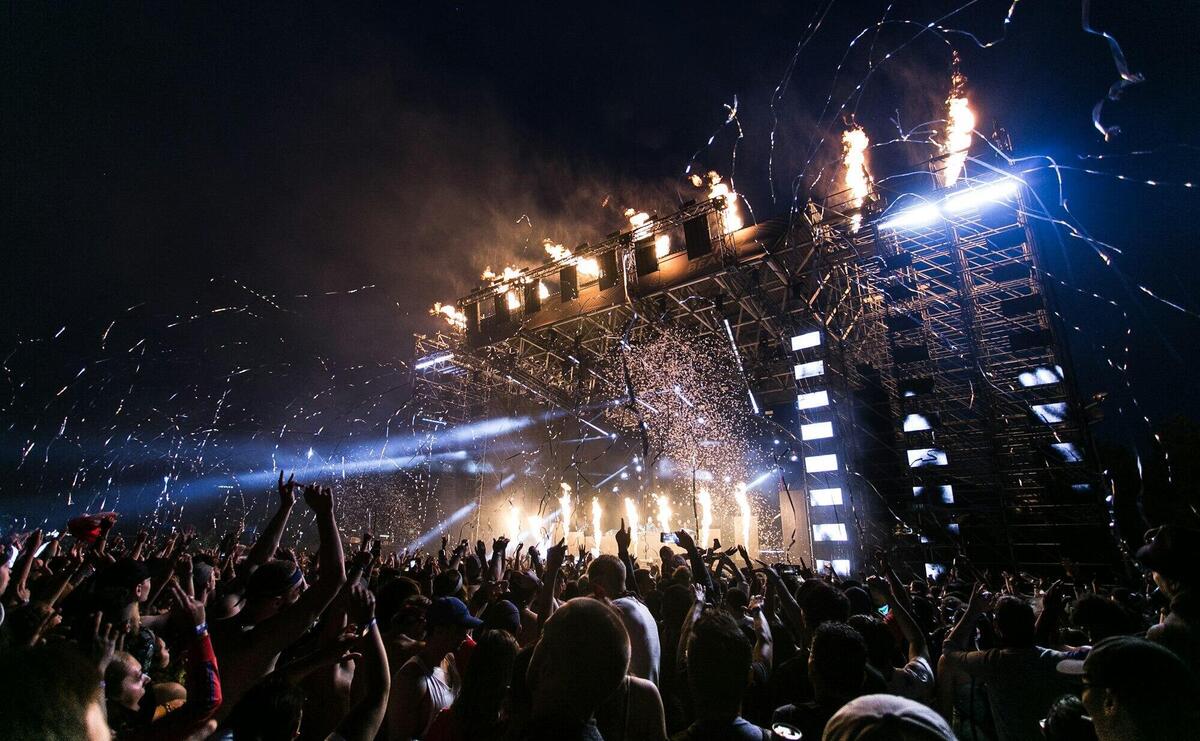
[413,154,1115,573]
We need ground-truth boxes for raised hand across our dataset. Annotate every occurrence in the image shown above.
[92,612,125,673]
[347,582,376,628]
[303,484,334,515]
[278,471,298,506]
[673,529,697,553]
[168,580,207,630]
[546,538,568,572]
[615,518,631,553]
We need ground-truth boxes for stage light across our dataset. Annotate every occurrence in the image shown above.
[810,487,843,506]
[805,454,839,473]
[907,448,948,467]
[415,352,455,370]
[813,523,848,542]
[791,331,821,351]
[902,413,932,432]
[879,203,940,231]
[942,179,1019,213]
[1031,402,1068,424]
[1019,366,1064,387]
[800,421,834,440]
[914,484,954,503]
[794,360,825,379]
[797,390,829,410]
[822,559,851,577]
[1050,442,1083,463]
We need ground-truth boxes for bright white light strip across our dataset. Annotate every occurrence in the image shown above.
[797,390,829,410]
[879,203,940,231]
[813,524,849,542]
[943,179,1019,212]
[1031,402,1068,424]
[902,413,931,432]
[805,454,839,473]
[1051,442,1083,463]
[795,360,825,379]
[907,448,948,467]
[1019,366,1064,387]
[823,559,851,577]
[810,487,843,506]
[915,485,955,503]
[791,331,821,350]
[801,421,834,440]
[415,352,455,370]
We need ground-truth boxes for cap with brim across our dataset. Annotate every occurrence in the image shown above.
[426,596,483,629]
[1057,635,1198,702]
[100,559,151,590]
[481,599,521,634]
[1135,525,1200,583]
[432,569,464,598]
[823,694,956,741]
[246,560,303,599]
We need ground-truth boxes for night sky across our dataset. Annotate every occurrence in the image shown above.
[3,2,1199,521]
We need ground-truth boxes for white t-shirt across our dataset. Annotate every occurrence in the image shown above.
[612,596,661,685]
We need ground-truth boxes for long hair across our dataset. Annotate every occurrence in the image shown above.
[452,629,519,737]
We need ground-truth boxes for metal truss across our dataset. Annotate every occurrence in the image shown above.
[416,159,1115,572]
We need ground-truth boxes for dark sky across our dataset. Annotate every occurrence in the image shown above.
[3,1,1199,516]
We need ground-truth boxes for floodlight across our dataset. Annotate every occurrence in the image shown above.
[879,203,940,231]
[813,524,849,542]
[810,487,843,506]
[943,179,1019,212]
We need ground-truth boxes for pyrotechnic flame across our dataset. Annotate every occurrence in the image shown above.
[543,239,601,279]
[734,484,751,549]
[481,266,497,281]
[942,55,975,187]
[626,209,650,228]
[538,281,549,300]
[430,302,467,331]
[559,483,572,535]
[506,504,522,541]
[654,234,671,259]
[656,493,672,534]
[624,497,640,552]
[841,126,872,233]
[592,496,602,555]
[702,171,742,234]
[505,290,520,311]
[527,514,543,549]
[698,489,713,550]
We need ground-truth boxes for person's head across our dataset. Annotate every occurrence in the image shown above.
[671,564,692,586]
[1136,525,1200,598]
[1059,635,1200,740]
[480,599,522,637]
[587,554,626,599]
[1070,593,1133,643]
[848,613,899,671]
[244,559,305,620]
[507,570,541,608]
[823,694,956,741]
[634,568,654,596]
[192,561,216,596]
[226,673,306,740]
[798,579,851,633]
[433,568,467,601]
[809,621,867,701]
[424,596,482,655]
[377,576,422,628]
[527,598,629,722]
[845,586,874,616]
[104,652,149,712]
[686,609,753,721]
[453,629,519,732]
[993,595,1036,648]
[1041,695,1099,741]
[0,643,110,740]
[723,587,749,613]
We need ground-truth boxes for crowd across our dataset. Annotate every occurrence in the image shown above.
[1,472,1198,740]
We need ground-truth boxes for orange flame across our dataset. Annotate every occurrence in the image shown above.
[841,126,872,232]
[430,302,467,330]
[942,56,975,187]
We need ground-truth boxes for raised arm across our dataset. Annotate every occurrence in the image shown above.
[870,575,927,662]
[255,484,347,656]
[673,529,713,593]
[615,520,639,595]
[338,585,391,741]
[676,584,705,670]
[749,595,774,672]
[535,539,567,633]
[4,529,42,604]
[244,472,298,570]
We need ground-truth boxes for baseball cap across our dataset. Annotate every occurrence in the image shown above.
[823,694,956,741]
[1057,635,1198,701]
[432,569,465,599]
[480,599,521,635]
[1135,525,1200,584]
[426,596,483,629]
[99,558,151,591]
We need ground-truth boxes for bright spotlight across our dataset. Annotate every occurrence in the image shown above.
[942,179,1019,213]
[879,203,941,231]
